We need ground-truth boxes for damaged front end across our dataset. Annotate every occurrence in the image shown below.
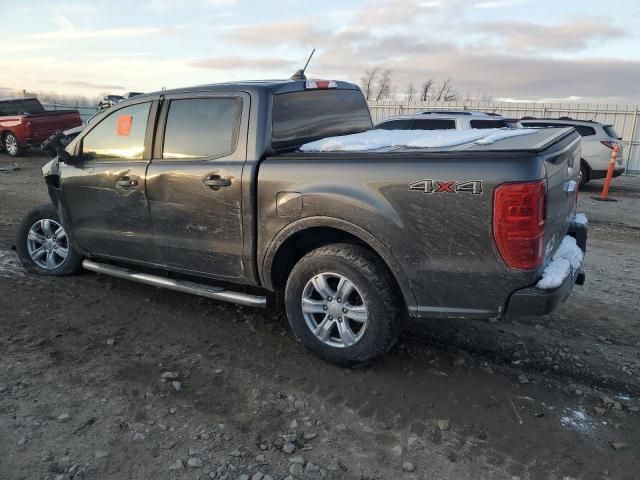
[40,130,71,158]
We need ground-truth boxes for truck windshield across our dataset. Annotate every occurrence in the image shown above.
[272,89,372,151]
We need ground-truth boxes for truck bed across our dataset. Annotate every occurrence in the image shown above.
[260,127,580,318]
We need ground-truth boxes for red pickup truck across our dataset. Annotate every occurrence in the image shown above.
[0,98,82,157]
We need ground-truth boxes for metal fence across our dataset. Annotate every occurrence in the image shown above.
[368,100,640,174]
[43,103,98,122]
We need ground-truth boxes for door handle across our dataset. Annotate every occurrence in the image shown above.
[203,175,232,190]
[116,176,138,187]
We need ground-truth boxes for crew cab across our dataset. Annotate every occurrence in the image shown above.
[0,97,82,157]
[16,79,587,365]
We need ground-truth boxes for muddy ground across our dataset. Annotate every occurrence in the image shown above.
[1,153,639,480]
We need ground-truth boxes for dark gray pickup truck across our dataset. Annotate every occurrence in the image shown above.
[16,79,587,365]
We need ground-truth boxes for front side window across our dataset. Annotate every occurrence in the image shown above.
[162,98,241,159]
[82,102,151,161]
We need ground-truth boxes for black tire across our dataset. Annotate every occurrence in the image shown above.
[16,204,83,276]
[285,243,402,366]
[4,132,24,157]
[579,162,589,188]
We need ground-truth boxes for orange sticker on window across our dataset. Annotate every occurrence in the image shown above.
[116,114,133,136]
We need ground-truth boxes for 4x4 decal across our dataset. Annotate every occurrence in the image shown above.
[409,179,483,194]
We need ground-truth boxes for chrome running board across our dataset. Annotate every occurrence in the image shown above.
[82,259,267,308]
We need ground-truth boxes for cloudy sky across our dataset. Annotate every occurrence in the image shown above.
[1,0,638,103]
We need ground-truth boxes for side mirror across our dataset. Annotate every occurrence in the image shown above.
[56,147,80,165]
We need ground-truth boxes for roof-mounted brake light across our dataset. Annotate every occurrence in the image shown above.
[305,80,337,90]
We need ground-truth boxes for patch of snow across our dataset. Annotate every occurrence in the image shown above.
[571,213,588,227]
[560,408,597,434]
[536,236,584,290]
[0,249,25,279]
[300,128,535,152]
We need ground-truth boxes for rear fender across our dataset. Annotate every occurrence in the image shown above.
[261,216,417,311]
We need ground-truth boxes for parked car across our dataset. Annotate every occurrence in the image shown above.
[375,111,512,131]
[123,92,144,100]
[98,95,124,109]
[16,79,586,366]
[521,117,624,187]
[0,97,82,157]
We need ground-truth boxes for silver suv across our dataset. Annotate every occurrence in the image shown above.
[521,117,624,187]
[375,111,516,132]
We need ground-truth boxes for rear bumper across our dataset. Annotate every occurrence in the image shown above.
[590,168,624,180]
[505,223,587,317]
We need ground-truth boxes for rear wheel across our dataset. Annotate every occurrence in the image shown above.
[285,243,402,366]
[578,162,589,188]
[4,132,24,157]
[16,204,83,275]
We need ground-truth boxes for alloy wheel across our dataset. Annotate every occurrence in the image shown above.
[301,272,368,348]
[26,219,69,270]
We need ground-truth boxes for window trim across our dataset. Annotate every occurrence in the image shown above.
[74,97,158,163]
[153,94,244,162]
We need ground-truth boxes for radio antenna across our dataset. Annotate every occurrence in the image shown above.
[291,49,316,81]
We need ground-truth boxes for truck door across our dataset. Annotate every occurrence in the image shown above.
[145,93,249,279]
[57,98,160,263]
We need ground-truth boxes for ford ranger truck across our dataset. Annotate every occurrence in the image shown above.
[0,97,82,157]
[15,79,587,365]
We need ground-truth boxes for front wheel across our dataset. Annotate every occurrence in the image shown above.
[285,243,402,366]
[16,204,83,275]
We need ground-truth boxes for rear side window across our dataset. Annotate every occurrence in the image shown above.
[573,125,596,137]
[376,120,411,130]
[82,102,151,161]
[163,98,241,159]
[470,119,507,129]
[22,99,45,114]
[412,119,456,130]
[603,125,620,139]
[272,89,372,150]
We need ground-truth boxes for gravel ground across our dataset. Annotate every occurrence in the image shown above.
[1,153,639,480]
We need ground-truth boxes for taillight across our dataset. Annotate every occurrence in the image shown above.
[493,180,546,270]
[601,140,616,149]
[305,80,337,90]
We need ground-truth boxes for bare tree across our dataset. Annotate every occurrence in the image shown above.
[420,78,434,101]
[405,82,416,102]
[374,69,393,101]
[433,78,458,102]
[360,68,379,101]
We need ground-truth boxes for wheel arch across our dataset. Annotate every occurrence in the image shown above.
[261,217,417,311]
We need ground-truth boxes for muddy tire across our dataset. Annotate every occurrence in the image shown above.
[285,243,402,366]
[4,132,24,157]
[16,204,83,276]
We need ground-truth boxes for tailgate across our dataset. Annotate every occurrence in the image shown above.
[27,111,82,139]
[541,130,581,260]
